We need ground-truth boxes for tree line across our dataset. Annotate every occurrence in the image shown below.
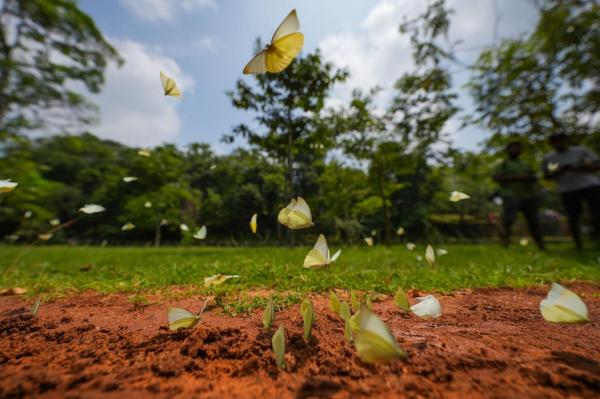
[0,0,597,245]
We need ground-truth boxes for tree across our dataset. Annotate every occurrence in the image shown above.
[226,48,348,199]
[0,0,121,138]
[469,0,599,151]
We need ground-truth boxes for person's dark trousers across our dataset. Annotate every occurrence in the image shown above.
[502,196,546,249]
[561,185,600,249]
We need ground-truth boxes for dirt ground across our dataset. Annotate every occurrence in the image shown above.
[1,284,599,399]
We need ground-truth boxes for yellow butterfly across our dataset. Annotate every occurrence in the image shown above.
[121,222,135,231]
[263,298,275,330]
[138,149,151,157]
[303,234,341,269]
[519,238,529,246]
[49,218,60,227]
[449,191,470,202]
[425,245,435,266]
[278,196,313,229]
[123,176,138,183]
[160,71,181,97]
[271,325,286,369]
[540,283,589,323]
[364,237,374,247]
[396,227,405,236]
[250,213,257,234]
[354,305,407,363]
[0,179,18,193]
[300,299,314,341]
[339,301,351,321]
[168,298,209,331]
[203,274,239,287]
[243,9,304,74]
[329,290,341,313]
[144,201,152,208]
[38,233,53,241]
[394,287,410,312]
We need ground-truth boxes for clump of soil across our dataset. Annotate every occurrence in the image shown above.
[1,284,599,398]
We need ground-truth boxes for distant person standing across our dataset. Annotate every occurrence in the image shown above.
[493,140,545,249]
[543,133,600,249]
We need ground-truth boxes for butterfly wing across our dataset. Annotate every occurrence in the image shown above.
[243,50,268,74]
[277,198,296,225]
[265,32,304,73]
[250,213,257,234]
[355,306,406,363]
[271,9,300,43]
[540,284,589,323]
[303,248,328,268]
[168,307,199,330]
[330,249,341,262]
[286,196,312,229]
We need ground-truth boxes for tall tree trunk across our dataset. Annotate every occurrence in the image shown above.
[286,108,295,247]
[154,219,161,247]
[378,172,391,246]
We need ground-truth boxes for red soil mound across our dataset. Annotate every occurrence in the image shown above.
[1,284,599,398]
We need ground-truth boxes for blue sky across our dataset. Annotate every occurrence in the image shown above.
[79,0,538,152]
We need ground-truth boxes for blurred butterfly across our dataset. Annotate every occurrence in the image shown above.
[250,213,257,234]
[406,242,416,251]
[354,305,407,363]
[396,227,405,236]
[203,274,239,287]
[364,237,374,247]
[144,201,152,208]
[243,9,304,74]
[121,222,135,231]
[394,288,410,312]
[0,179,18,193]
[79,204,105,214]
[38,233,53,241]
[303,234,341,269]
[547,162,559,173]
[449,191,470,202]
[411,295,442,319]
[49,218,60,227]
[278,196,313,229]
[180,224,189,232]
[425,245,435,266]
[540,283,589,323]
[193,225,207,240]
[271,325,286,369]
[138,149,151,157]
[263,298,275,330]
[160,71,181,97]
[168,298,209,331]
[123,177,138,183]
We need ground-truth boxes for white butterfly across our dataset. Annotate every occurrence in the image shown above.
[540,283,589,323]
[410,295,442,319]
[303,234,341,269]
[193,225,207,240]
[449,191,470,202]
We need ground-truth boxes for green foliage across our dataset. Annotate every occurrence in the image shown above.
[227,49,348,197]
[469,0,599,151]
[0,0,121,137]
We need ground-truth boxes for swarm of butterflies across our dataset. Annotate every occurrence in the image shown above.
[1,9,593,368]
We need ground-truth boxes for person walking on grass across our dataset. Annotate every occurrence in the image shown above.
[492,140,545,249]
[543,133,600,250]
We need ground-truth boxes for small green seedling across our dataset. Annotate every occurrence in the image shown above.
[329,290,340,313]
[394,287,410,312]
[272,325,286,369]
[263,298,275,330]
[300,299,315,342]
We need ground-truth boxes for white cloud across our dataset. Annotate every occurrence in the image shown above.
[319,0,537,149]
[91,39,194,147]
[319,0,423,109]
[120,0,216,22]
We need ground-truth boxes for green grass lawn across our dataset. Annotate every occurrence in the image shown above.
[1,244,599,300]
